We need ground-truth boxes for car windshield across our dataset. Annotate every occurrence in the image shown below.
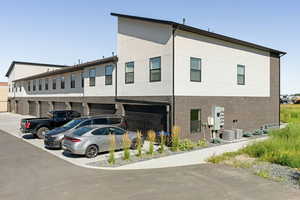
[72,127,93,136]
[62,119,83,129]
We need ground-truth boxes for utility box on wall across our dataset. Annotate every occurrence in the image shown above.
[212,106,224,131]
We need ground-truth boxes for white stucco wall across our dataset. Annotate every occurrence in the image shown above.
[8,64,63,97]
[174,30,270,97]
[116,17,173,96]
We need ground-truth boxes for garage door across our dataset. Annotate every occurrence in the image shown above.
[40,101,50,117]
[29,101,37,116]
[16,101,22,114]
[89,103,116,116]
[53,102,66,110]
[71,102,83,115]
[124,104,167,132]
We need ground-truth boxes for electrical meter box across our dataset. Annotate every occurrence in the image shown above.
[212,106,224,130]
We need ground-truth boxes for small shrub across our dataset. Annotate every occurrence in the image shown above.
[179,139,195,151]
[158,132,165,154]
[108,134,116,164]
[243,132,252,137]
[147,130,156,155]
[122,132,131,160]
[171,126,180,151]
[197,139,207,147]
[136,130,143,157]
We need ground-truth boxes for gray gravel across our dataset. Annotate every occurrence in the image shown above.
[251,162,300,189]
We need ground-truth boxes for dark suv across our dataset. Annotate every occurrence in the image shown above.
[44,115,127,149]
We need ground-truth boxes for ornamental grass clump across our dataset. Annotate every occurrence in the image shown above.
[158,132,165,154]
[122,132,131,160]
[136,130,143,157]
[171,126,180,152]
[147,130,156,155]
[108,134,116,164]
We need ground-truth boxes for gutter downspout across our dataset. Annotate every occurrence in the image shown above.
[172,25,178,131]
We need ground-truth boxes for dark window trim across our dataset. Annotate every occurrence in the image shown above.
[190,57,202,82]
[38,79,42,91]
[89,68,96,87]
[149,56,161,82]
[190,109,201,133]
[45,78,48,90]
[60,76,65,89]
[237,64,245,85]
[52,78,57,90]
[105,65,113,85]
[33,80,36,91]
[71,74,76,88]
[125,61,134,84]
[81,72,84,88]
[27,81,31,92]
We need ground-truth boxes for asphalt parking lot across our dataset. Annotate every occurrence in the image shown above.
[0,129,300,200]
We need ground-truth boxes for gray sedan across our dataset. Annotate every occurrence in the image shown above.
[62,125,142,158]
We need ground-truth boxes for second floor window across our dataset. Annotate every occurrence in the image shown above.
[190,57,201,82]
[33,80,36,91]
[61,77,65,89]
[237,65,245,85]
[150,57,161,82]
[45,78,49,90]
[19,84,21,92]
[89,69,96,87]
[27,82,30,92]
[105,65,113,85]
[125,62,134,84]
[81,72,84,88]
[52,78,56,90]
[38,79,42,90]
[71,74,76,88]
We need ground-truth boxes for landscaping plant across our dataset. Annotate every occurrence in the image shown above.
[179,139,195,151]
[197,138,207,147]
[147,130,156,155]
[171,126,180,151]
[136,130,143,157]
[122,132,131,160]
[158,131,165,154]
[108,134,116,164]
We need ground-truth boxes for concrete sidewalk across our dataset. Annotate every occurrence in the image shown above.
[0,112,267,170]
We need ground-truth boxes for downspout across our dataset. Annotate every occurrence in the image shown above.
[172,25,178,130]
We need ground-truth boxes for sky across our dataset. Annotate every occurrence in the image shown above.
[0,0,299,94]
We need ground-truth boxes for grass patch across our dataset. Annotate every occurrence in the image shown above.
[280,104,300,123]
[207,151,241,164]
[255,169,270,179]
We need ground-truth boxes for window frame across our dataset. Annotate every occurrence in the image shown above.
[60,76,65,89]
[105,65,113,85]
[27,81,31,92]
[38,79,42,91]
[190,57,202,82]
[89,68,96,87]
[149,56,161,82]
[33,80,36,91]
[81,72,84,88]
[70,74,76,89]
[237,64,245,85]
[52,78,56,90]
[190,109,201,133]
[45,78,48,90]
[125,61,134,84]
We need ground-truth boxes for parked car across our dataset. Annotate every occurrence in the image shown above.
[62,125,142,158]
[44,115,127,149]
[20,110,81,139]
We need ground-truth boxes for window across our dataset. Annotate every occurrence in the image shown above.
[89,69,96,86]
[150,57,161,82]
[71,74,76,88]
[92,118,108,125]
[60,77,65,89]
[125,62,134,84]
[108,127,125,135]
[33,80,36,91]
[45,78,48,90]
[190,57,201,82]
[237,65,245,85]
[38,79,42,90]
[190,109,201,133]
[73,127,93,136]
[19,84,21,92]
[92,128,109,136]
[78,120,92,128]
[105,65,113,85]
[28,82,31,92]
[52,78,56,90]
[81,72,84,88]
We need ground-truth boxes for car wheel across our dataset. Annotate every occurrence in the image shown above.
[36,127,49,139]
[85,145,98,158]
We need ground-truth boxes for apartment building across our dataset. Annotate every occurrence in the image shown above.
[6,13,286,140]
